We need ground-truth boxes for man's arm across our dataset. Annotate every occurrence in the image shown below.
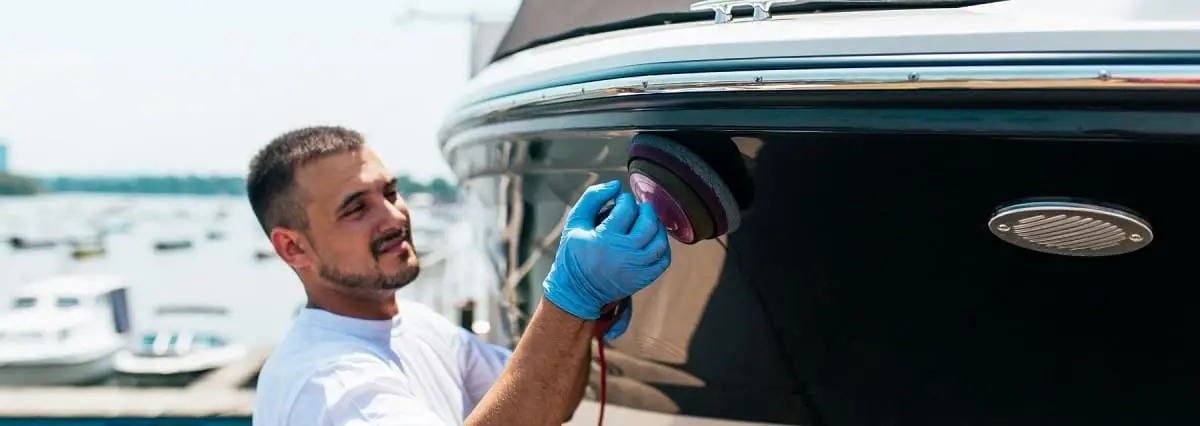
[461,325,589,424]
[562,346,591,422]
[465,299,594,426]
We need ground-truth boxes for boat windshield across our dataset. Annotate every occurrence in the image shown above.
[55,297,80,308]
[140,333,172,348]
[194,334,228,348]
[139,332,228,352]
[10,296,84,310]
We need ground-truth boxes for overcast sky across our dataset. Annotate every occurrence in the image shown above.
[0,0,516,179]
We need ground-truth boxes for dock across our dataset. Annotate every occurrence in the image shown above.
[0,347,272,418]
[187,347,272,390]
[0,387,256,417]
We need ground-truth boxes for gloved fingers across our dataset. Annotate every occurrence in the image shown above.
[637,248,671,282]
[648,248,671,276]
[626,201,661,248]
[596,192,638,235]
[603,301,634,342]
[634,224,671,266]
[564,180,621,231]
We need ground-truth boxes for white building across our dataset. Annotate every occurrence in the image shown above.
[0,142,8,173]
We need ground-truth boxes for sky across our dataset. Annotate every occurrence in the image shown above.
[0,0,517,179]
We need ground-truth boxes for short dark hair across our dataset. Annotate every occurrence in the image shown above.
[246,126,366,234]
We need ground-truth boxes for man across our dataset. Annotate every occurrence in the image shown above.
[249,126,670,425]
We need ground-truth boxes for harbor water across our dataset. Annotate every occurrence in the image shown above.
[0,193,475,350]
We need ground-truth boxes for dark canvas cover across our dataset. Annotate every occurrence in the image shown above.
[490,0,1007,63]
[491,0,700,62]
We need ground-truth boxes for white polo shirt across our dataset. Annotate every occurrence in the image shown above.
[252,299,512,425]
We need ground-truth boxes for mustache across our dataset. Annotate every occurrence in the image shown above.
[370,229,409,256]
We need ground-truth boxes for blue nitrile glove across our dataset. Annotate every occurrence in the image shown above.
[542,180,671,330]
[602,297,634,342]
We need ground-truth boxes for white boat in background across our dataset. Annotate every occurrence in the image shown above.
[113,305,246,387]
[0,275,133,386]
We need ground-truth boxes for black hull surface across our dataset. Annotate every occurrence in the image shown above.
[440,56,1200,426]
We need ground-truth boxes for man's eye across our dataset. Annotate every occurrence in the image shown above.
[385,190,398,201]
[346,205,365,215]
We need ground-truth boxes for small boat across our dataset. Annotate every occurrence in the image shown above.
[0,275,133,386]
[68,236,107,260]
[113,305,246,387]
[253,249,274,261]
[7,236,57,250]
[153,239,193,251]
[69,244,106,260]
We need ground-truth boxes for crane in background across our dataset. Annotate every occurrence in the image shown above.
[394,3,515,77]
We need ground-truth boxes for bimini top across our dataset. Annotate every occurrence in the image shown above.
[490,0,1006,63]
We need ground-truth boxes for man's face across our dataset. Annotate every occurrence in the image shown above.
[290,147,420,295]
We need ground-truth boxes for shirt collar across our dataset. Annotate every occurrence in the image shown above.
[295,308,399,340]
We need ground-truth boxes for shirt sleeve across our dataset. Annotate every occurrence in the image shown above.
[288,353,450,426]
[458,328,514,409]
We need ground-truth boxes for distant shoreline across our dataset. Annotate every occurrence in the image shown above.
[0,174,457,199]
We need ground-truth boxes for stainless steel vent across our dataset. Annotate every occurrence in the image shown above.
[988,200,1153,257]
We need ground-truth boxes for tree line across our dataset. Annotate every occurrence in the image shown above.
[0,173,458,201]
[0,173,41,196]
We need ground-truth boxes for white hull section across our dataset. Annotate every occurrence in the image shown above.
[0,343,121,386]
[114,344,247,376]
[455,0,1200,111]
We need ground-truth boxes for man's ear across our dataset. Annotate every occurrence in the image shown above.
[270,227,314,269]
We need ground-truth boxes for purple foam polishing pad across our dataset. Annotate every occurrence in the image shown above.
[628,135,741,236]
[629,171,697,244]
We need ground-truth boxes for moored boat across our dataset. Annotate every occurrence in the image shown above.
[0,275,133,386]
[112,305,246,387]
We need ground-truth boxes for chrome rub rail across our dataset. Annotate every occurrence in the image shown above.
[445,64,1200,129]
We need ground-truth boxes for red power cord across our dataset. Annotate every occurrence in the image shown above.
[590,301,624,426]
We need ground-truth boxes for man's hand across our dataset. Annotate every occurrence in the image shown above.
[542,180,672,327]
[466,181,671,426]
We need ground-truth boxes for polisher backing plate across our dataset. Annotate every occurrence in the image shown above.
[628,134,742,236]
[628,158,716,244]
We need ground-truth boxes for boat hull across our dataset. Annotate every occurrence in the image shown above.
[440,2,1200,424]
[441,58,1200,426]
[112,345,247,387]
[0,349,119,386]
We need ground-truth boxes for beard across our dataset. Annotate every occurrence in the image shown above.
[306,228,420,296]
[318,260,420,293]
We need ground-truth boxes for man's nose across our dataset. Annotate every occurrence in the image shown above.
[378,197,408,226]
